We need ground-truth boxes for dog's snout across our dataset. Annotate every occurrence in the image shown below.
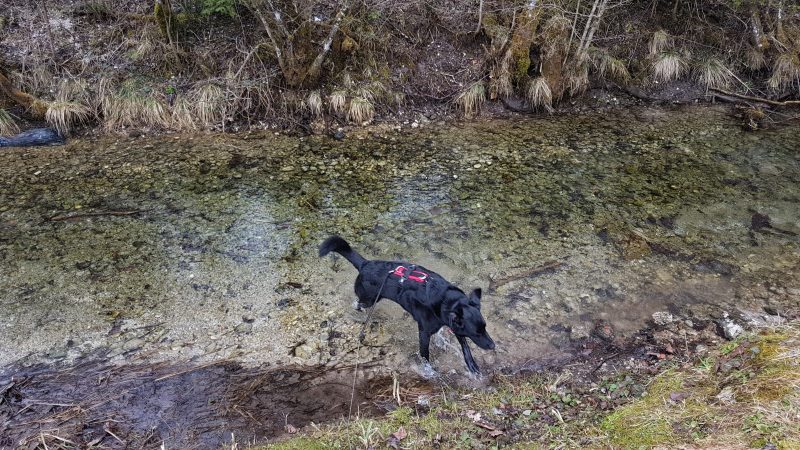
[487,340,496,350]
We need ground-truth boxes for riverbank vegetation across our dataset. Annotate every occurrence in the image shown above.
[262,321,800,449]
[0,1,798,136]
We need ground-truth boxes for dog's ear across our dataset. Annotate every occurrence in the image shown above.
[469,288,482,308]
[448,311,463,328]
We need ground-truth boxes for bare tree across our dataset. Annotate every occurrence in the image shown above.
[246,0,347,88]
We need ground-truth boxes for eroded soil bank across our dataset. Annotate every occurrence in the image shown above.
[1,105,798,447]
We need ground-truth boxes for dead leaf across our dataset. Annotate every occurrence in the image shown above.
[473,420,497,431]
[286,424,297,434]
[391,426,407,440]
[669,392,689,402]
[489,429,504,437]
[466,410,482,422]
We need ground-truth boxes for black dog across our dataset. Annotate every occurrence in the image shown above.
[319,235,495,373]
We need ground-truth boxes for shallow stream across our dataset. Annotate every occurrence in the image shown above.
[1,105,798,447]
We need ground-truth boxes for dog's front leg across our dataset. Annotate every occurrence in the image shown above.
[456,335,480,374]
[418,326,432,361]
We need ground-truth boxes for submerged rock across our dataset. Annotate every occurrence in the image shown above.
[652,311,674,326]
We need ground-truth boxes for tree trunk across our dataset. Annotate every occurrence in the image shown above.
[304,6,346,87]
[0,68,49,119]
[251,2,347,88]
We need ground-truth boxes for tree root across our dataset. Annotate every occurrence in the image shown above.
[0,67,49,119]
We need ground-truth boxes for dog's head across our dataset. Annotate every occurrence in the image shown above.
[446,288,495,350]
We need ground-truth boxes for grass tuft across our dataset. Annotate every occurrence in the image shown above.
[526,76,553,112]
[591,48,631,83]
[768,52,800,92]
[455,81,486,118]
[142,97,170,128]
[0,108,20,136]
[305,90,323,118]
[347,97,375,124]
[567,64,589,96]
[490,54,513,99]
[171,96,198,131]
[328,90,347,115]
[192,83,226,129]
[649,29,672,56]
[745,47,767,71]
[46,101,91,136]
[694,57,734,89]
[652,51,688,82]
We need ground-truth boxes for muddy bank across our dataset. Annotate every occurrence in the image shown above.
[0,352,391,449]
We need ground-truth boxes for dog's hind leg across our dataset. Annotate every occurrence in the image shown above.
[353,275,373,310]
[456,335,481,374]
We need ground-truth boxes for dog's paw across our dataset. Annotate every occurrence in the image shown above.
[414,356,439,380]
[352,299,365,312]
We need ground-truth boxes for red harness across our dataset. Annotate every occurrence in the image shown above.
[391,265,428,283]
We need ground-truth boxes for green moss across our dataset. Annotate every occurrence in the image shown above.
[508,11,541,83]
[601,373,684,447]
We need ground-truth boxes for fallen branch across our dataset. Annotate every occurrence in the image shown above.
[488,260,565,292]
[709,87,800,107]
[48,209,146,221]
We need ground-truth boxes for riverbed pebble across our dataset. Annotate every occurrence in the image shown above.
[652,311,674,326]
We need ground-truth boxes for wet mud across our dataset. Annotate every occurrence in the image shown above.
[1,353,390,449]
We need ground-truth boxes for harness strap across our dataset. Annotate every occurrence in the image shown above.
[358,271,392,343]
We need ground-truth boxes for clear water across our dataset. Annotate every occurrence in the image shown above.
[1,105,798,376]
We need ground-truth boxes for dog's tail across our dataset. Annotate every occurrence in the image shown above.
[319,235,367,269]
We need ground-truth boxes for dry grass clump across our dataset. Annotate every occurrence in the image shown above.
[566,64,589,96]
[489,54,513,100]
[56,79,91,104]
[10,65,53,97]
[191,83,226,129]
[745,47,767,71]
[170,96,198,131]
[0,108,20,136]
[46,101,91,136]
[142,97,170,128]
[101,80,170,131]
[649,29,673,57]
[328,90,347,115]
[347,96,374,124]
[591,49,631,83]
[694,57,734,89]
[768,52,800,92]
[305,90,323,118]
[226,80,275,123]
[652,51,688,82]
[526,76,553,112]
[455,81,486,118]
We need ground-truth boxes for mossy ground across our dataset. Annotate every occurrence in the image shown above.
[256,322,800,449]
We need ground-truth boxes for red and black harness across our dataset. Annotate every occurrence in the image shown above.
[390,264,429,284]
[359,264,432,342]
